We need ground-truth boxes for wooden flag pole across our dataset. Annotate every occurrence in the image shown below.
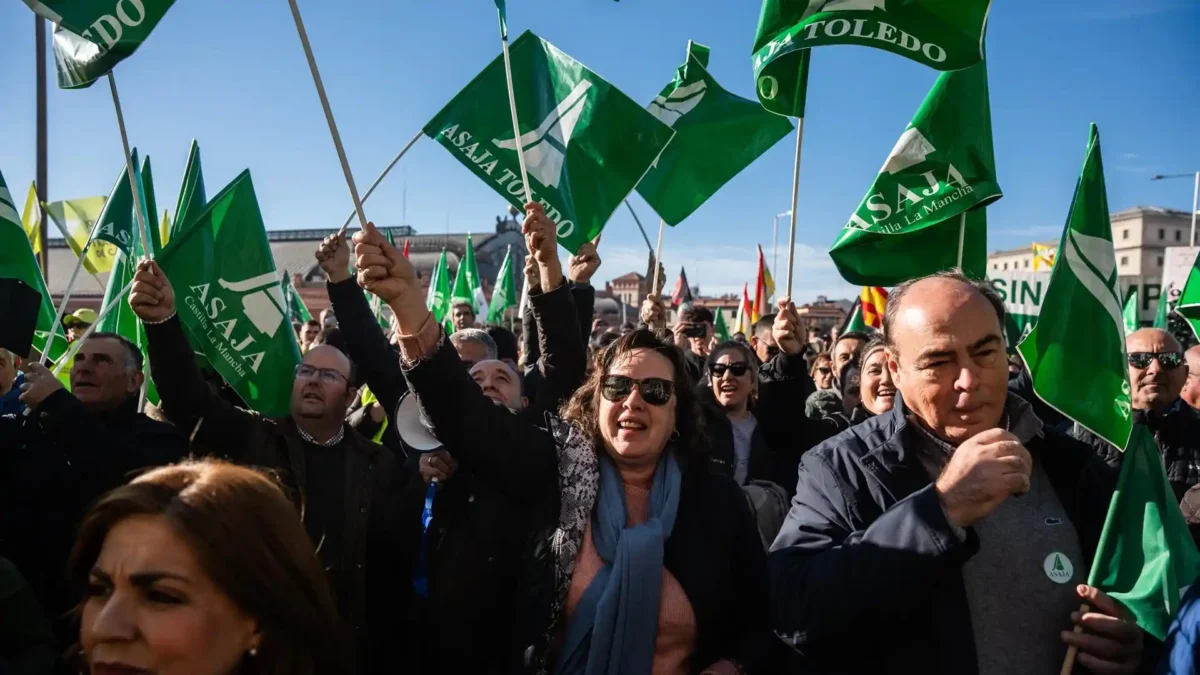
[1058,603,1091,675]
[287,0,368,230]
[956,212,966,268]
[651,218,666,297]
[107,73,154,262]
[500,34,533,206]
[785,118,806,297]
[339,130,423,234]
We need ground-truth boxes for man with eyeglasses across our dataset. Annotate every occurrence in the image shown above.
[129,259,412,674]
[1182,345,1200,411]
[1073,328,1200,503]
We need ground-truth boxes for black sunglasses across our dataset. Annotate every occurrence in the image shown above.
[601,375,675,406]
[710,362,751,377]
[1128,351,1184,370]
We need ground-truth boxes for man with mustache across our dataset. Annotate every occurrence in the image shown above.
[129,260,413,675]
[1074,328,1200,503]
[769,270,1142,675]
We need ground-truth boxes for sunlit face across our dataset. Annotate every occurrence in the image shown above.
[71,337,142,410]
[751,330,777,364]
[451,305,475,331]
[68,324,90,340]
[888,279,1008,445]
[300,324,320,347]
[598,348,676,471]
[81,515,258,675]
[0,349,19,395]
[289,346,353,421]
[1126,329,1186,413]
[711,350,754,413]
[832,338,865,375]
[1183,348,1200,410]
[471,360,526,410]
[811,359,833,390]
[861,348,896,415]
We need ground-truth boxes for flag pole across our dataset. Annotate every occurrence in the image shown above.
[137,364,151,413]
[785,118,805,297]
[51,278,136,375]
[338,130,423,234]
[1058,606,1090,675]
[37,241,92,363]
[500,33,533,206]
[287,0,368,230]
[106,73,154,262]
[623,199,655,253]
[956,212,966,268]
[652,218,666,297]
[44,207,107,291]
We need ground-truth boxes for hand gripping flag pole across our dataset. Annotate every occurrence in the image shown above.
[106,74,155,264]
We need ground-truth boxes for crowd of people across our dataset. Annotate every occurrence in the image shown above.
[3,202,1200,674]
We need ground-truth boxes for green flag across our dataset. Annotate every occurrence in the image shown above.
[1123,287,1140,335]
[1153,290,1171,330]
[714,307,731,342]
[0,168,68,360]
[281,271,313,324]
[95,215,159,403]
[451,234,486,320]
[1017,124,1132,450]
[752,0,992,113]
[93,150,141,256]
[1177,250,1200,342]
[843,299,870,334]
[423,31,675,253]
[494,0,507,40]
[829,61,1000,286]
[157,171,300,418]
[487,246,517,324]
[1088,424,1200,640]
[172,140,207,241]
[140,155,161,254]
[31,0,176,89]
[637,41,794,225]
[426,249,452,324]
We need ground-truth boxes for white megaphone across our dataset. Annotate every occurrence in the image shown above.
[394,391,442,453]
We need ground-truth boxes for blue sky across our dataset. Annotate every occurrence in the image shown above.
[2,0,1198,301]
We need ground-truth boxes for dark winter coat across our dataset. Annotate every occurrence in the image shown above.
[768,394,1116,675]
[0,390,186,649]
[144,316,415,675]
[1075,401,1200,504]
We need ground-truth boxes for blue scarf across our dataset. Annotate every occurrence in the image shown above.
[553,450,682,675]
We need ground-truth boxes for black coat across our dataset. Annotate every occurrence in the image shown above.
[404,286,779,674]
[1075,402,1200,505]
[768,394,1116,675]
[144,316,415,675]
[755,352,838,496]
[0,390,187,649]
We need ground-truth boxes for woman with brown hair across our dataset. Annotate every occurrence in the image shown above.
[69,460,348,675]
[354,205,775,674]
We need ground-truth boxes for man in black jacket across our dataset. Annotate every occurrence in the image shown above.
[1075,327,1200,504]
[768,270,1143,675]
[129,260,415,675]
[0,333,187,649]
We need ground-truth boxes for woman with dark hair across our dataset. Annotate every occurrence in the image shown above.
[354,205,774,674]
[700,341,775,486]
[69,460,348,675]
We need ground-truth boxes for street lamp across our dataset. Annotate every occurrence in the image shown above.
[772,210,792,278]
[1150,172,1199,246]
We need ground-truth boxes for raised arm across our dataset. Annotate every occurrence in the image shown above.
[132,260,260,455]
[352,213,559,505]
[317,232,409,416]
[566,237,601,345]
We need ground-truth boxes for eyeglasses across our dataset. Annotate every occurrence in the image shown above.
[815,366,832,375]
[295,364,349,385]
[601,375,675,406]
[1128,352,1184,370]
[710,362,750,377]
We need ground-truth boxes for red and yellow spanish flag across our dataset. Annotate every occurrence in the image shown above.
[860,286,889,330]
[753,245,775,322]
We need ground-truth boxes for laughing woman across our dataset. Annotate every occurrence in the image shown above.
[354,205,776,674]
[700,342,776,487]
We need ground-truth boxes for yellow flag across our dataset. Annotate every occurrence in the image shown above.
[45,197,116,274]
[20,183,42,255]
[160,209,171,247]
[1032,242,1057,271]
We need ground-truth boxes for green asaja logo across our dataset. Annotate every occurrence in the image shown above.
[648,79,707,127]
[492,80,592,189]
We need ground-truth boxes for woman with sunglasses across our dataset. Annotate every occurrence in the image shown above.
[353,205,776,674]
